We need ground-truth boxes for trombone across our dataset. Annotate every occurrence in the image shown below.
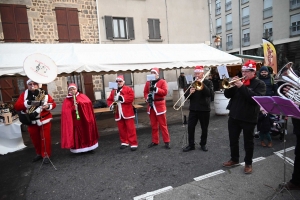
[173,68,211,110]
[222,76,246,89]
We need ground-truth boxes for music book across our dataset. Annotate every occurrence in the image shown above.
[252,96,300,119]
[109,82,118,89]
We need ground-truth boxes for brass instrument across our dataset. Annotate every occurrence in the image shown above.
[112,90,118,114]
[275,62,300,103]
[28,89,46,113]
[173,68,211,110]
[222,76,246,89]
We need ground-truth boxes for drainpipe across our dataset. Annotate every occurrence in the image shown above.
[239,0,242,54]
[95,0,102,44]
[164,0,170,43]
[208,0,213,46]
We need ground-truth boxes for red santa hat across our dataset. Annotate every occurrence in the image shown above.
[194,66,204,73]
[151,68,159,75]
[242,60,256,71]
[68,83,77,90]
[26,79,42,88]
[116,75,124,82]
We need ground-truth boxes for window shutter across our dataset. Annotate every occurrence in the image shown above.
[55,8,69,42]
[14,5,30,42]
[67,8,81,42]
[148,19,154,39]
[154,19,161,39]
[127,17,135,40]
[104,16,113,40]
[0,4,17,42]
[0,4,30,42]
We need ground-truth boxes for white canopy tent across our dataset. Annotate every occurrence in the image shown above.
[0,43,242,76]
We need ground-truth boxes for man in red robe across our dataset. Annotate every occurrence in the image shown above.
[15,79,56,164]
[107,75,138,151]
[61,83,99,153]
[143,68,171,149]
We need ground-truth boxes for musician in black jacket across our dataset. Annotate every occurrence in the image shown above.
[183,66,213,152]
[222,60,266,174]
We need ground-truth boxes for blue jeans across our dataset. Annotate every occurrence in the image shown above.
[259,131,272,142]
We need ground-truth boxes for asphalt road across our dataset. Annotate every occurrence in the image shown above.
[0,102,297,200]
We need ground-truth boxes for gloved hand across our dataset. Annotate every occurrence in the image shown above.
[29,111,39,120]
[26,100,32,105]
[118,96,123,102]
[150,86,156,92]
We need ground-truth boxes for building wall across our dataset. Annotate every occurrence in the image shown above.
[211,0,300,59]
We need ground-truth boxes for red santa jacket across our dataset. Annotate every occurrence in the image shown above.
[14,89,56,126]
[143,79,168,115]
[107,85,135,121]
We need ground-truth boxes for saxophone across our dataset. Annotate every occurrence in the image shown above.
[28,89,46,113]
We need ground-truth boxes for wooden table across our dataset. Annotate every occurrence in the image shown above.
[93,104,144,127]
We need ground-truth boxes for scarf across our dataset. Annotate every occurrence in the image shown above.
[243,75,256,86]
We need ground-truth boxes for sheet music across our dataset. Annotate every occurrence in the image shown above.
[109,82,118,89]
[217,65,229,79]
[185,75,193,84]
[147,74,156,81]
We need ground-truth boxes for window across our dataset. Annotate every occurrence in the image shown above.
[290,14,300,36]
[0,4,30,42]
[216,18,222,34]
[263,0,273,19]
[55,7,81,42]
[215,0,221,15]
[290,0,300,10]
[226,34,233,50]
[226,14,232,31]
[104,16,135,40]
[242,7,250,25]
[241,0,249,4]
[242,29,250,46]
[225,0,232,11]
[148,18,161,39]
[263,22,273,39]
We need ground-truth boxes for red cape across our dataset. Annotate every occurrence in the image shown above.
[61,93,99,149]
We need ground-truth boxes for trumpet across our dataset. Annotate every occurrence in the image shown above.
[222,76,246,89]
[173,68,211,110]
[112,90,118,114]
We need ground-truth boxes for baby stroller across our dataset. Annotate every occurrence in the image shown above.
[270,114,284,140]
[254,114,284,140]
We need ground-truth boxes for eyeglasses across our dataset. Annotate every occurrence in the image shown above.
[28,83,38,86]
[242,70,252,73]
[116,81,123,83]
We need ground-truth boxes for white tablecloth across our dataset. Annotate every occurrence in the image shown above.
[0,119,26,155]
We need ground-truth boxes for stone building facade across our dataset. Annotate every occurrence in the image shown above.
[0,0,102,103]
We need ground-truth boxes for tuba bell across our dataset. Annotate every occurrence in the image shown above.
[275,62,300,103]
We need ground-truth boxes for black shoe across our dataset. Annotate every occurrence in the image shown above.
[43,158,50,164]
[32,155,43,162]
[201,145,208,152]
[131,147,138,151]
[120,145,128,149]
[183,145,195,152]
[164,142,171,149]
[148,142,158,148]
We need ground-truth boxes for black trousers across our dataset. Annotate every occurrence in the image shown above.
[187,110,210,147]
[291,118,300,185]
[228,117,255,165]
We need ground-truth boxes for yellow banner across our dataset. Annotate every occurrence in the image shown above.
[262,39,277,74]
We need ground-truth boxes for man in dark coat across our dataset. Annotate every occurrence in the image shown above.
[222,60,266,174]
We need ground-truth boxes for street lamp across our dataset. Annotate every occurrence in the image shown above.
[212,35,222,48]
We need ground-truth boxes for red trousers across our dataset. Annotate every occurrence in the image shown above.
[149,109,170,144]
[117,118,138,147]
[27,122,52,157]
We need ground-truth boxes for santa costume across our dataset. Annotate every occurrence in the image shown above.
[61,83,99,153]
[107,75,138,150]
[14,79,56,159]
[143,68,171,146]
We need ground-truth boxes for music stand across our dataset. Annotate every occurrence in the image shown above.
[252,96,300,199]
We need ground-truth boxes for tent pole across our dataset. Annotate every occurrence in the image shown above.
[101,74,105,99]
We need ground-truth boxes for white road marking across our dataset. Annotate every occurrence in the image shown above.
[274,146,295,154]
[240,157,266,166]
[133,186,173,200]
[194,170,225,181]
[273,146,295,166]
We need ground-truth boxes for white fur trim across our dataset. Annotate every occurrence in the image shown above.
[121,143,129,146]
[242,65,256,71]
[131,145,138,148]
[194,69,204,73]
[70,142,98,153]
[151,69,159,75]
